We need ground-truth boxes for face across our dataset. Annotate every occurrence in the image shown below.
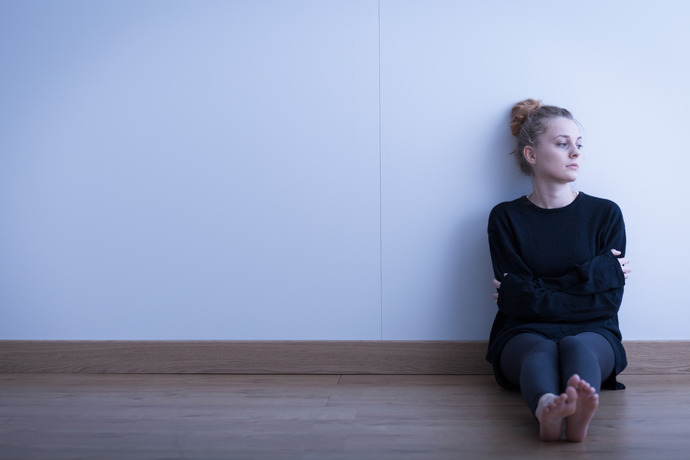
[523,117,582,184]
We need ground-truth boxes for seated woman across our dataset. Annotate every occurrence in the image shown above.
[486,99,631,442]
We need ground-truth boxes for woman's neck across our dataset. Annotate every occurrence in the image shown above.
[527,182,578,209]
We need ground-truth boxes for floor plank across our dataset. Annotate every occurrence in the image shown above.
[0,374,688,459]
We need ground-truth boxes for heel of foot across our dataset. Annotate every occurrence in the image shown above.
[565,393,599,442]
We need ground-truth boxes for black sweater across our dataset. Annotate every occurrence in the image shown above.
[486,192,627,390]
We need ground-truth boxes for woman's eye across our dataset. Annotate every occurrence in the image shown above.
[577,144,584,150]
[558,143,568,148]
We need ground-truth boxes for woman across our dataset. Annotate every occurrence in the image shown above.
[486,99,631,442]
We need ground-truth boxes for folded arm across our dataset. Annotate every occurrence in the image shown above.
[493,273,625,323]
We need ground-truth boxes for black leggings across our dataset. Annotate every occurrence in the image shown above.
[499,332,615,414]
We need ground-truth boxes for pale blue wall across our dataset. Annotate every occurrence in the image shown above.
[2,0,689,340]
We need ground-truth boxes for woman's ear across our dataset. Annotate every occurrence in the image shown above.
[523,146,537,165]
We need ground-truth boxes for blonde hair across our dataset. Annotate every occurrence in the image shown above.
[510,99,575,175]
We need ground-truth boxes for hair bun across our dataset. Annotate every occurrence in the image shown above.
[510,98,543,137]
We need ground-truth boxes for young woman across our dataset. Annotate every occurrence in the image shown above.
[486,99,631,442]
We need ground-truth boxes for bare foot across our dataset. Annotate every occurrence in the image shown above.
[565,374,599,442]
[535,387,577,441]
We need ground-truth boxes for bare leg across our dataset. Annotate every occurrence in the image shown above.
[534,386,578,441]
[565,374,599,442]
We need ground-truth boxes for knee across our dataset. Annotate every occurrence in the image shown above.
[525,341,559,364]
[559,335,582,349]
[559,335,591,357]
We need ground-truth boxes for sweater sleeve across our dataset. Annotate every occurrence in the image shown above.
[531,246,625,295]
[497,274,623,323]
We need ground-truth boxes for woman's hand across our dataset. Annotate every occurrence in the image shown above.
[611,249,631,279]
[492,274,507,302]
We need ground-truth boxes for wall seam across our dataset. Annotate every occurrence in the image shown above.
[377,0,383,341]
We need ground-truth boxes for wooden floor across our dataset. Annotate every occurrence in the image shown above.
[1,373,688,459]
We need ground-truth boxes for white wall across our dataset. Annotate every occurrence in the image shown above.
[2,0,689,340]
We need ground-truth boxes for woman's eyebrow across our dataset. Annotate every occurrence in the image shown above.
[552,134,583,141]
